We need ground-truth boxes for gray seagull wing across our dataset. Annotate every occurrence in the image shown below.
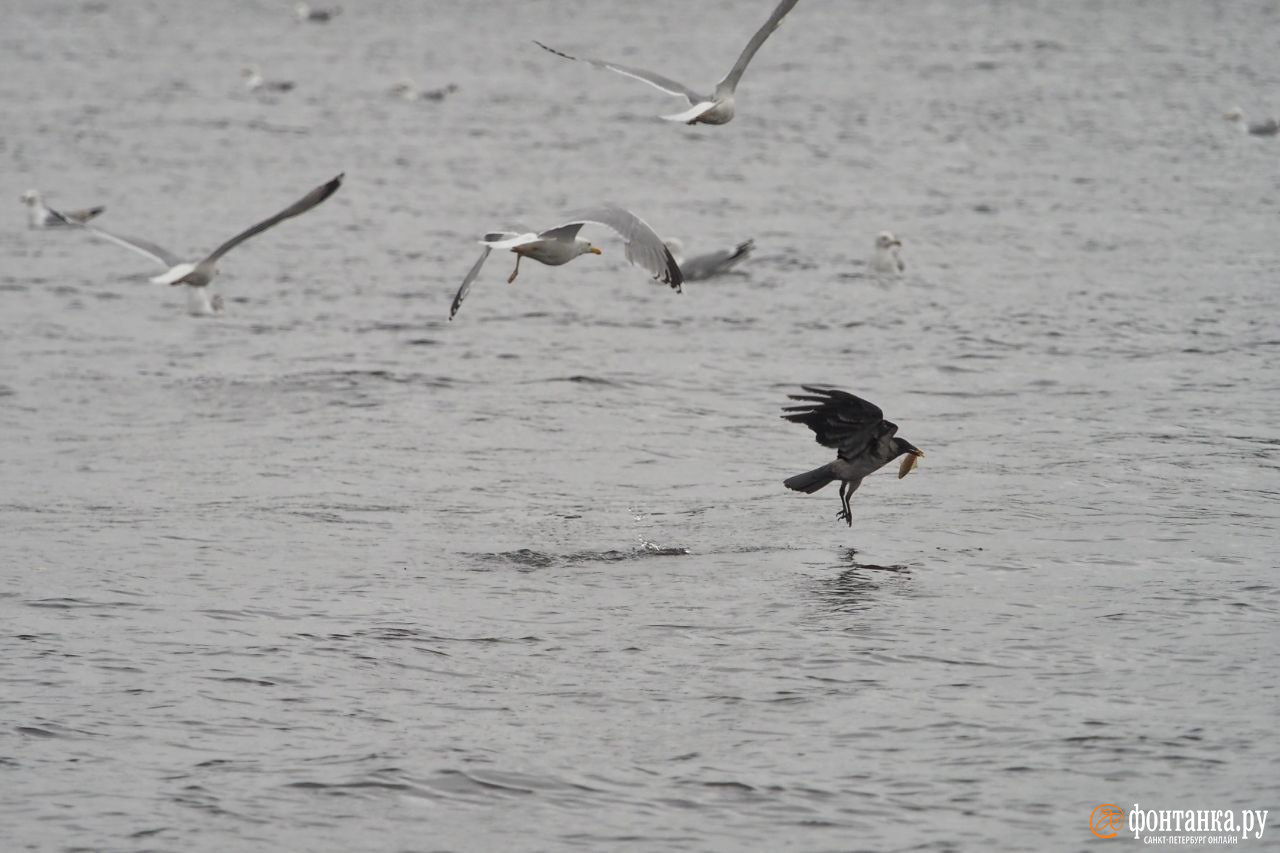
[533,40,705,103]
[48,208,181,268]
[715,0,801,95]
[202,173,344,265]
[681,239,754,280]
[555,205,684,291]
[537,222,586,242]
[62,205,106,224]
[449,246,492,321]
[451,231,528,318]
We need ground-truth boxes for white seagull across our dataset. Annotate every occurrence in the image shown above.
[50,174,344,316]
[534,0,801,125]
[870,232,904,275]
[664,237,755,281]
[20,190,105,229]
[450,205,683,320]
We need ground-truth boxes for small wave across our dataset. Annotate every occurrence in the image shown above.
[15,726,60,738]
[545,374,623,386]
[286,778,413,794]
[425,767,604,801]
[487,548,555,568]
[700,780,757,792]
[563,546,691,563]
[430,769,535,796]
[183,369,456,394]
[480,544,691,569]
[15,722,98,738]
[206,676,278,687]
[245,119,310,135]
[25,597,146,610]
[297,630,538,645]
[353,321,419,333]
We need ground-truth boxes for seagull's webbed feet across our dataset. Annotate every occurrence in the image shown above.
[507,254,522,284]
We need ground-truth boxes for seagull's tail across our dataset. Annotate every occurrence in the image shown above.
[784,464,835,494]
[661,101,717,123]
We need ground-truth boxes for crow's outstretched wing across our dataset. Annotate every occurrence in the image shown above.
[781,386,889,459]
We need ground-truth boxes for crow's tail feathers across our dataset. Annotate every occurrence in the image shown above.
[783,464,835,494]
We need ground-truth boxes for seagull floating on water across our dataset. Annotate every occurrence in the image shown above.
[870,232,904,275]
[51,174,343,316]
[295,1,340,22]
[1223,107,1279,137]
[20,190,104,229]
[389,79,459,102]
[242,64,296,93]
[534,0,801,125]
[782,386,923,527]
[450,205,683,320]
[664,237,755,281]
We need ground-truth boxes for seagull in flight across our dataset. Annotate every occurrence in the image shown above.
[50,174,343,315]
[781,386,923,527]
[664,237,755,281]
[20,190,105,229]
[534,0,801,125]
[450,205,683,320]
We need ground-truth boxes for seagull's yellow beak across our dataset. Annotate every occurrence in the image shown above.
[589,246,603,255]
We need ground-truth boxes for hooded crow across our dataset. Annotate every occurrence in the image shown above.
[782,386,923,526]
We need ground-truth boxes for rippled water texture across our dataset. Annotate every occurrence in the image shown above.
[2,0,1278,850]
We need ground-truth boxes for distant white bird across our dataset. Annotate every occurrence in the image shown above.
[242,64,296,93]
[1223,107,1279,137]
[295,1,340,22]
[534,0,801,125]
[870,232,904,275]
[450,205,683,320]
[50,174,343,316]
[20,190,104,229]
[664,237,755,281]
[389,78,459,102]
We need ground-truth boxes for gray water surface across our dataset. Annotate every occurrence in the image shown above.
[2,1,1278,850]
